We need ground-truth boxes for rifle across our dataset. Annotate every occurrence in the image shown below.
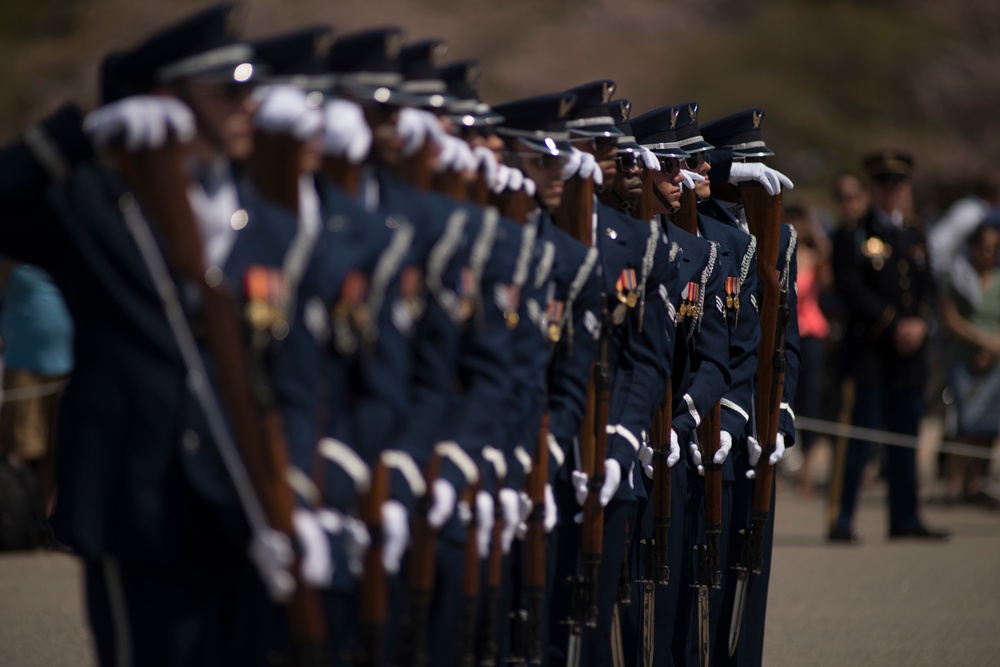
[728,182,786,656]
[397,451,443,667]
[456,479,484,667]
[521,412,551,664]
[322,155,363,197]
[113,142,327,665]
[479,449,507,667]
[694,403,723,667]
[673,185,699,233]
[555,174,610,667]
[630,167,655,223]
[358,459,391,667]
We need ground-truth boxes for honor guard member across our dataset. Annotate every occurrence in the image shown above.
[561,81,677,667]
[700,108,799,667]
[490,92,603,665]
[830,152,947,542]
[655,101,763,667]
[246,28,435,664]
[0,4,332,665]
[628,106,732,667]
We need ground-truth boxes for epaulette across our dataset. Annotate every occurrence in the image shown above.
[781,224,797,290]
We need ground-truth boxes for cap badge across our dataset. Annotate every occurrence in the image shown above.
[670,108,679,129]
[601,82,613,103]
[558,95,573,119]
[619,100,630,120]
[752,110,762,129]
[688,104,698,123]
[385,32,403,59]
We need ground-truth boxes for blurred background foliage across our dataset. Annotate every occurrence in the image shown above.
[2,0,999,214]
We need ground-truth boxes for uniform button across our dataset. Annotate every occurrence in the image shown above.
[182,430,200,455]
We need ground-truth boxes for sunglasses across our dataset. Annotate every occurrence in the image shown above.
[512,152,568,170]
[685,152,711,168]
[658,157,682,172]
[614,152,643,172]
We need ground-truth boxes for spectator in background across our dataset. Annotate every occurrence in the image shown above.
[833,171,870,227]
[781,202,832,495]
[0,259,74,516]
[829,151,947,543]
[939,220,1000,508]
[928,172,1000,283]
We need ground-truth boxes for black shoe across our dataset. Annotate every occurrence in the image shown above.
[828,526,863,544]
[888,525,950,541]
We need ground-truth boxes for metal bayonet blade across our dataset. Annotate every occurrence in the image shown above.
[697,585,710,667]
[641,581,655,667]
[610,604,626,667]
[567,624,583,667]
[729,568,749,656]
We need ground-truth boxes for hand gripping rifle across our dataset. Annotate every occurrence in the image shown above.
[113,141,327,665]
[728,182,787,656]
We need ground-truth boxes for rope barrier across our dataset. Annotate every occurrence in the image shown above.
[795,416,997,461]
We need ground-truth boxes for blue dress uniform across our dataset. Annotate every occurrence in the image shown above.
[0,8,325,665]
[831,153,942,541]
[700,110,801,667]
[561,80,676,667]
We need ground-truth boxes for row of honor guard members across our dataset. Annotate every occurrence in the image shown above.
[0,4,803,667]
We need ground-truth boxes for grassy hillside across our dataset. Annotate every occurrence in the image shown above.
[1,0,997,212]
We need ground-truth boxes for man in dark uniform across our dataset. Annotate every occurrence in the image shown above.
[830,152,948,542]
[700,108,799,667]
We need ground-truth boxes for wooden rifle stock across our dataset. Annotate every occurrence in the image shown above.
[399,452,443,667]
[480,465,506,667]
[457,480,483,667]
[251,132,302,212]
[322,157,363,197]
[631,168,655,223]
[739,182,785,573]
[696,403,723,588]
[674,186,699,234]
[468,170,491,207]
[431,168,468,200]
[359,460,391,667]
[114,144,327,662]
[523,412,551,664]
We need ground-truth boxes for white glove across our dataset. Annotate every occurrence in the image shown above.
[507,166,526,192]
[492,164,512,194]
[498,488,521,554]
[770,431,786,465]
[381,500,409,575]
[473,145,499,188]
[639,441,655,479]
[746,435,762,479]
[475,490,495,559]
[397,107,445,157]
[436,134,477,173]
[679,169,706,191]
[571,469,589,506]
[318,509,370,578]
[292,508,334,588]
[715,431,734,465]
[426,478,457,529]
[689,442,704,475]
[524,178,537,197]
[599,459,621,506]
[561,148,583,181]
[248,527,296,603]
[322,99,372,164]
[578,151,603,186]
[544,484,557,533]
[515,490,532,540]
[253,85,322,140]
[84,95,196,152]
[667,429,681,467]
[640,147,660,171]
[728,162,794,196]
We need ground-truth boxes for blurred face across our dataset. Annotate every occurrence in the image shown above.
[572,134,619,185]
[969,227,1000,274]
[685,151,712,199]
[510,140,566,210]
[869,176,911,216]
[364,103,403,166]
[612,150,643,206]
[178,79,256,161]
[834,174,868,220]
[651,157,684,212]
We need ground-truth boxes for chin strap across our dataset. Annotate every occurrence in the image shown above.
[653,186,678,214]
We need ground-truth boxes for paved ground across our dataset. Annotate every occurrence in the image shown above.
[2,434,999,666]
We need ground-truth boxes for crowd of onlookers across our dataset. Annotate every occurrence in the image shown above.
[781,164,1000,514]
